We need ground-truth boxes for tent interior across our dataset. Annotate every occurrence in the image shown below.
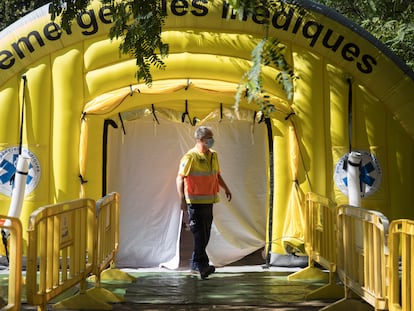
[1,0,414,269]
[81,77,286,268]
[107,113,268,268]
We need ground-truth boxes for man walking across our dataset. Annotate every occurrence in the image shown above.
[176,126,232,279]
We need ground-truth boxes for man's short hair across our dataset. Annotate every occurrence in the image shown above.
[194,126,213,140]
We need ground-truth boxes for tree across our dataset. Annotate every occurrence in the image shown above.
[0,0,49,30]
[47,0,169,86]
[312,0,414,69]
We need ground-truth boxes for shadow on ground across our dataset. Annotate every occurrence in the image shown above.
[18,268,335,310]
[3,249,373,310]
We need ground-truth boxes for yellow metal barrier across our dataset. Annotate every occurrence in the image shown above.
[85,192,134,303]
[96,193,120,275]
[388,219,414,311]
[288,192,343,299]
[25,198,110,311]
[322,205,389,311]
[0,215,22,311]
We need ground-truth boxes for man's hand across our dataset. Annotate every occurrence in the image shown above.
[176,174,187,211]
[218,174,232,202]
[225,190,232,202]
[180,198,188,211]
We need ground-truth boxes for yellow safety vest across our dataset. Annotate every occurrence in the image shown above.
[178,148,220,204]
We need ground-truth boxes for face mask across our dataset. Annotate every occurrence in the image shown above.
[204,137,214,149]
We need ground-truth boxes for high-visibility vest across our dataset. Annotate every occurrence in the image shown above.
[178,148,220,204]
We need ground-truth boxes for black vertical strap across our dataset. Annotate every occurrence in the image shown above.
[265,117,274,267]
[102,119,118,197]
[151,104,160,124]
[118,113,126,135]
[1,230,9,263]
[181,100,195,126]
[19,74,27,155]
[347,78,353,153]
[181,100,188,123]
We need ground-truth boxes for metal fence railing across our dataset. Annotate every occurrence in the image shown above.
[3,191,414,310]
[0,215,22,311]
[319,205,389,311]
[25,198,109,310]
[288,192,343,299]
[85,192,133,303]
[388,219,414,311]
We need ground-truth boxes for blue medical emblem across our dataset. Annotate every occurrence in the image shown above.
[342,161,376,190]
[0,147,41,196]
[334,151,382,198]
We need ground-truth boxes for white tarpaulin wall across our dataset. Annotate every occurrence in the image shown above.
[107,114,267,268]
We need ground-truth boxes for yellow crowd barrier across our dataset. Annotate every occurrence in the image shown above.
[288,192,343,299]
[96,193,120,276]
[388,219,414,311]
[322,205,389,311]
[24,193,129,310]
[8,190,414,310]
[85,192,135,304]
[25,198,102,311]
[0,215,22,311]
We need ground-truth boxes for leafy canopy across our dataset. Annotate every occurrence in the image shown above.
[48,0,169,86]
[0,0,49,30]
[313,0,414,69]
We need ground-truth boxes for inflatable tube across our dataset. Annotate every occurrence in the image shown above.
[50,47,84,202]
[6,156,29,226]
[83,79,291,117]
[347,152,362,207]
[292,46,327,195]
[83,31,259,72]
[0,79,20,145]
[270,116,290,255]
[84,53,288,101]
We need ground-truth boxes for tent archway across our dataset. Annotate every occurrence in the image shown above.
[105,111,268,268]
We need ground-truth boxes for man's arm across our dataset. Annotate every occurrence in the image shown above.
[218,174,232,202]
[176,174,188,210]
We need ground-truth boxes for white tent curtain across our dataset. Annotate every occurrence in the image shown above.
[107,110,267,268]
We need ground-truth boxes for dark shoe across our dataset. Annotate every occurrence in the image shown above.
[189,269,199,277]
[190,262,198,275]
[199,265,215,279]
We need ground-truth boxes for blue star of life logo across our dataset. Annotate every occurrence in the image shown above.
[0,146,41,197]
[342,161,376,191]
[334,150,382,198]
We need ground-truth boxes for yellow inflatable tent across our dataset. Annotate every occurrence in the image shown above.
[0,0,413,267]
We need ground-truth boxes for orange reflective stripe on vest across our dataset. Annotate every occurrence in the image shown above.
[185,174,219,203]
[178,148,220,204]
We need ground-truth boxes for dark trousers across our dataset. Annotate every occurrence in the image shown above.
[188,203,213,270]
